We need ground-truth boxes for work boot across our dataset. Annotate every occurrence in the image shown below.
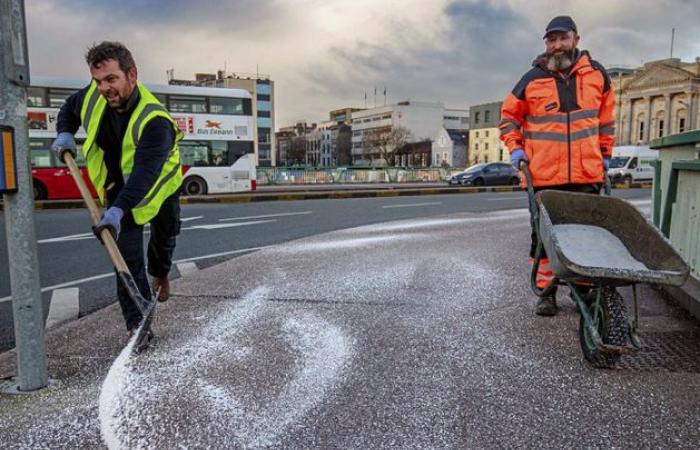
[535,295,557,316]
[152,276,170,303]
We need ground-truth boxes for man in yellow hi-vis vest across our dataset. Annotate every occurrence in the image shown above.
[51,42,182,348]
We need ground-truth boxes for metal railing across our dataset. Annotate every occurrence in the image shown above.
[256,167,465,185]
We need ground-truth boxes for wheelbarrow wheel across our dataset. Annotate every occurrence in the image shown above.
[578,287,628,369]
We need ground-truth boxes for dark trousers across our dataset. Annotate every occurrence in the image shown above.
[529,183,600,258]
[115,193,181,331]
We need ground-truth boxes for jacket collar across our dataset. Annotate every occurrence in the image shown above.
[533,49,591,75]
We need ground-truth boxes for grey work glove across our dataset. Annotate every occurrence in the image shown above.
[51,132,77,164]
[93,207,124,243]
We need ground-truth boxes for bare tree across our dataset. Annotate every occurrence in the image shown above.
[361,126,412,166]
[286,136,307,166]
[336,124,352,166]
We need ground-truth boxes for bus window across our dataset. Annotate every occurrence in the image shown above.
[210,97,243,115]
[211,141,229,166]
[49,89,77,108]
[180,141,211,166]
[30,140,53,168]
[27,87,48,107]
[170,96,207,113]
[154,93,167,106]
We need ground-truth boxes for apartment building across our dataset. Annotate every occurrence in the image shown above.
[468,102,507,165]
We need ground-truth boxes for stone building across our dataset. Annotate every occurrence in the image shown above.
[613,57,700,145]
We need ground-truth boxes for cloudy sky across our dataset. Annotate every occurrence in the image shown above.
[26,0,700,128]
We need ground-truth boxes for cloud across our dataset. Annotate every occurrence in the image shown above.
[24,0,700,128]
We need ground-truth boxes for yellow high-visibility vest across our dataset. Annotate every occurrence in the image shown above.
[80,81,183,224]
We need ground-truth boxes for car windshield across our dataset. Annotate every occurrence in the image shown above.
[465,164,486,173]
[609,157,630,169]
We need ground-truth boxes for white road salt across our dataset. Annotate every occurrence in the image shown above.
[553,224,648,271]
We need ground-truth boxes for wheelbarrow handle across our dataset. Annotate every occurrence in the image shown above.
[520,160,612,196]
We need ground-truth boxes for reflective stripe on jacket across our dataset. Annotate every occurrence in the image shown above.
[499,51,615,187]
[80,81,183,224]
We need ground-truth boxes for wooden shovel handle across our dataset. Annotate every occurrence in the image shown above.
[63,153,129,273]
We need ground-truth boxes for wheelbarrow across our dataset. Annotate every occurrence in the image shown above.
[521,162,689,368]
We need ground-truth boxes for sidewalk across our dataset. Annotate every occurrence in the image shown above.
[1,209,698,448]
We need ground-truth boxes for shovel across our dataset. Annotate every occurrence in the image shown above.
[63,152,156,353]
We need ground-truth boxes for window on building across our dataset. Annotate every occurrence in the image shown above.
[485,130,489,138]
[258,128,271,144]
[484,111,490,122]
[658,119,664,138]
[475,143,479,150]
[639,122,644,141]
[256,83,271,95]
[258,110,271,118]
[475,131,479,138]
[474,112,480,124]
[257,94,271,101]
[485,142,489,150]
[256,100,271,112]
[170,95,207,113]
[27,87,47,107]
[679,117,686,133]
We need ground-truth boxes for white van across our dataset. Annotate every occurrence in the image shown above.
[607,146,659,187]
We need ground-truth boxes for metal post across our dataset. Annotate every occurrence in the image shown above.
[0,0,48,392]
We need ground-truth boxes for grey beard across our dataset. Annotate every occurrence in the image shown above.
[546,52,574,71]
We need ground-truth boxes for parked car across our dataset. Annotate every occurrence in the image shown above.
[447,162,520,186]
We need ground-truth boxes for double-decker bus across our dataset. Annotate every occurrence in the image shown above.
[27,77,256,200]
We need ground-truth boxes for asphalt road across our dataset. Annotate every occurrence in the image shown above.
[1,188,697,449]
[0,188,651,351]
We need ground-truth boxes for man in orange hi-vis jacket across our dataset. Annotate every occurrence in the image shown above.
[499,15,615,316]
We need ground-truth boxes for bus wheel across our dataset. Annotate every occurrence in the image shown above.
[183,177,207,196]
[33,181,47,200]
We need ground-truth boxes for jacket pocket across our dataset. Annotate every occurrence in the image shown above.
[526,140,559,182]
[578,140,604,179]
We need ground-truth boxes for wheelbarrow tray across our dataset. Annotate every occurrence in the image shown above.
[537,190,689,287]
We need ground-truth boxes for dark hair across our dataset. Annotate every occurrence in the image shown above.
[85,41,136,73]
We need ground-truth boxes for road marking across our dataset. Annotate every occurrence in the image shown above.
[382,202,442,209]
[38,232,94,244]
[219,211,312,222]
[184,219,276,230]
[181,215,204,222]
[46,288,80,329]
[0,246,268,303]
[177,262,198,276]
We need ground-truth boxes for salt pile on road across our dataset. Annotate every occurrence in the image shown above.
[553,224,648,271]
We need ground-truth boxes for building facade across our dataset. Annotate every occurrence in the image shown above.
[170,71,276,166]
[612,57,700,145]
[350,101,469,167]
[468,101,507,165]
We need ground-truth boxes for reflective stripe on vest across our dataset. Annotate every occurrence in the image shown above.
[80,81,183,224]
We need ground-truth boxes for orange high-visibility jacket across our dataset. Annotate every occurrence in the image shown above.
[499,50,615,187]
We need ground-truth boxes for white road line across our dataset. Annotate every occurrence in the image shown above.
[218,211,312,222]
[185,219,276,230]
[46,288,80,329]
[38,232,95,244]
[0,246,268,304]
[181,216,204,222]
[177,262,198,276]
[382,202,442,209]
